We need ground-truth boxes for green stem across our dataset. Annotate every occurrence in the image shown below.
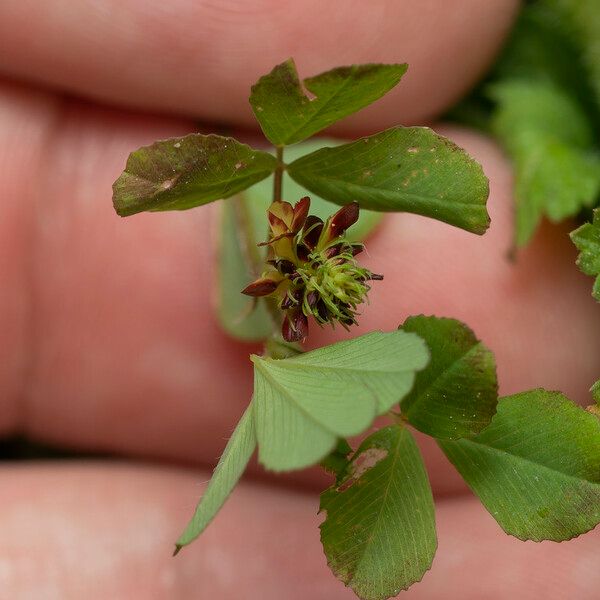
[273,146,285,202]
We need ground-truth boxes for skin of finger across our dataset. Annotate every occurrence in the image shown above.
[0,0,519,129]
[0,84,62,434]
[2,87,600,496]
[0,462,598,599]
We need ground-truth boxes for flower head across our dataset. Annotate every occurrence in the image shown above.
[241,197,382,342]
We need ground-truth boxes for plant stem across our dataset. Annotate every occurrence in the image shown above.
[273,145,285,202]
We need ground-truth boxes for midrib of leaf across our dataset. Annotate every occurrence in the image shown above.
[275,359,412,376]
[254,359,350,435]
[453,436,599,486]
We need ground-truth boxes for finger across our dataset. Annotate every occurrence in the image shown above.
[0,0,518,129]
[2,85,599,496]
[0,462,598,599]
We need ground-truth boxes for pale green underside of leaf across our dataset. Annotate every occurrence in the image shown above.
[570,208,600,301]
[251,331,429,472]
[216,139,382,342]
[287,127,490,234]
[216,197,274,341]
[250,59,407,146]
[399,315,498,439]
[439,389,600,542]
[112,134,277,216]
[175,404,256,549]
[320,425,436,600]
[490,81,600,245]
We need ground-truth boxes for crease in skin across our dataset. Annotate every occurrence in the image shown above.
[0,82,65,436]
[18,96,68,437]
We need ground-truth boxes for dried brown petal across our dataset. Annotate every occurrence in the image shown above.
[291,196,311,233]
[267,211,289,236]
[268,200,294,228]
[327,202,360,241]
[241,277,280,297]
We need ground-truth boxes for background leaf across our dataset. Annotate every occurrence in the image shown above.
[287,127,490,234]
[216,139,382,342]
[439,389,600,542]
[320,425,437,600]
[216,196,274,341]
[249,59,407,146]
[549,0,600,107]
[251,331,429,471]
[175,404,256,551]
[490,81,600,245]
[570,208,600,301]
[399,315,498,439]
[592,380,600,406]
[113,134,277,216]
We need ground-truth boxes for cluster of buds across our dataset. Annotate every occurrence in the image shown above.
[241,196,383,342]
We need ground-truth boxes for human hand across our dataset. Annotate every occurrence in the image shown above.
[0,1,599,598]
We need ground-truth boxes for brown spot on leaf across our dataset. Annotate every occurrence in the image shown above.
[350,447,388,479]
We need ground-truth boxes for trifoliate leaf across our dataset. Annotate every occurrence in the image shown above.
[399,316,498,439]
[251,331,429,472]
[287,127,490,234]
[320,425,436,600]
[112,134,277,216]
[490,80,600,245]
[174,404,256,552]
[216,139,382,342]
[249,59,407,146]
[570,208,600,301]
[439,389,600,542]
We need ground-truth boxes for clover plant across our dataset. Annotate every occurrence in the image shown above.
[112,58,600,599]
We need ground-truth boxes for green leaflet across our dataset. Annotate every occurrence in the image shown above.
[570,208,600,301]
[175,404,256,551]
[216,139,382,342]
[112,134,277,216]
[251,331,429,472]
[287,127,490,234]
[490,81,600,245]
[399,316,498,439]
[320,425,436,600]
[250,59,407,146]
[439,389,600,542]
